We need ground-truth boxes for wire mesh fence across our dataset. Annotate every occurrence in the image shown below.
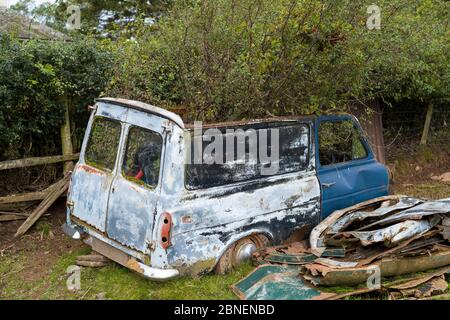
[382,103,449,162]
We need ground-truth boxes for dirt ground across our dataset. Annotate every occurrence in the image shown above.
[0,146,449,300]
[0,199,85,298]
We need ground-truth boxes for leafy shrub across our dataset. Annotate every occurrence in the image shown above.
[0,34,114,160]
[105,0,449,123]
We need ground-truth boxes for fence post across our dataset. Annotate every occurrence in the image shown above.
[420,103,433,145]
[60,95,74,173]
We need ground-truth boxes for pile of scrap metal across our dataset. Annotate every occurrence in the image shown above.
[233,195,450,300]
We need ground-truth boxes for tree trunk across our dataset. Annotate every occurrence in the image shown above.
[60,95,74,173]
[420,103,433,145]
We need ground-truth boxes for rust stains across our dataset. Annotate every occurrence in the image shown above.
[79,164,105,176]
[127,259,144,274]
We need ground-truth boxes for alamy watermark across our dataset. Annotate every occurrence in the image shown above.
[185,122,280,176]
[367,4,381,30]
[366,265,381,290]
[66,5,81,30]
[66,265,81,291]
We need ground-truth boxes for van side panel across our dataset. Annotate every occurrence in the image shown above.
[154,122,321,275]
[168,174,321,275]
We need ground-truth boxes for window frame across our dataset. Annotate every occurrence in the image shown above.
[317,117,371,168]
[84,116,123,173]
[120,124,164,190]
[184,122,312,191]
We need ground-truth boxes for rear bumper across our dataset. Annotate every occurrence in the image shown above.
[126,259,180,281]
[61,223,179,281]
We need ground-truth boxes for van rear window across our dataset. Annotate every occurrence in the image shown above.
[85,117,121,171]
[122,126,162,188]
[186,124,310,189]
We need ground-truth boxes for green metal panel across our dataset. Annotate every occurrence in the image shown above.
[232,265,330,300]
[264,248,346,265]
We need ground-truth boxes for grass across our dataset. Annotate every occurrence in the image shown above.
[393,181,450,200]
[0,246,255,300]
[0,150,448,300]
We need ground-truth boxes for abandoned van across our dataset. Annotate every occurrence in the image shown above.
[63,98,389,280]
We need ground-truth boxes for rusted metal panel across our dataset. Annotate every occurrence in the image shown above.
[328,197,423,234]
[302,195,450,288]
[302,250,450,286]
[263,248,346,265]
[384,265,450,290]
[68,103,128,232]
[360,197,450,230]
[309,195,402,255]
[106,175,157,252]
[165,174,321,275]
[331,219,438,247]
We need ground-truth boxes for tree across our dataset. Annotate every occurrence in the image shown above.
[10,0,65,30]
[12,0,173,37]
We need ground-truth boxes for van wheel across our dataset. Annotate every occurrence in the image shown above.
[214,234,270,275]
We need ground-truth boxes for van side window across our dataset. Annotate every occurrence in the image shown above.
[186,124,310,189]
[123,126,162,188]
[85,117,121,171]
[319,120,368,166]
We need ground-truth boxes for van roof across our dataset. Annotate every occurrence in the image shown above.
[184,116,316,130]
[97,98,353,131]
[97,98,185,128]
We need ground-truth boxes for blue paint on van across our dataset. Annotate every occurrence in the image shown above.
[315,115,389,218]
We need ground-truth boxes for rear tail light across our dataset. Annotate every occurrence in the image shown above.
[160,212,172,249]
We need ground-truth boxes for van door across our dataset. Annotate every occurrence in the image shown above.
[105,109,166,253]
[315,116,389,218]
[68,103,126,232]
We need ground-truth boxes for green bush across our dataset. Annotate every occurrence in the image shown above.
[0,34,114,160]
[105,0,449,122]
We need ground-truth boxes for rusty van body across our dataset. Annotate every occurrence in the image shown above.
[63,98,389,280]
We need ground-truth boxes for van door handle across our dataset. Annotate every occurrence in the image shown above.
[322,182,336,188]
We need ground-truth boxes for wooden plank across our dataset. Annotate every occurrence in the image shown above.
[0,215,27,222]
[76,261,109,268]
[14,173,71,237]
[0,211,29,217]
[0,190,49,206]
[0,154,79,171]
[0,180,61,207]
[76,254,110,263]
[0,202,36,212]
